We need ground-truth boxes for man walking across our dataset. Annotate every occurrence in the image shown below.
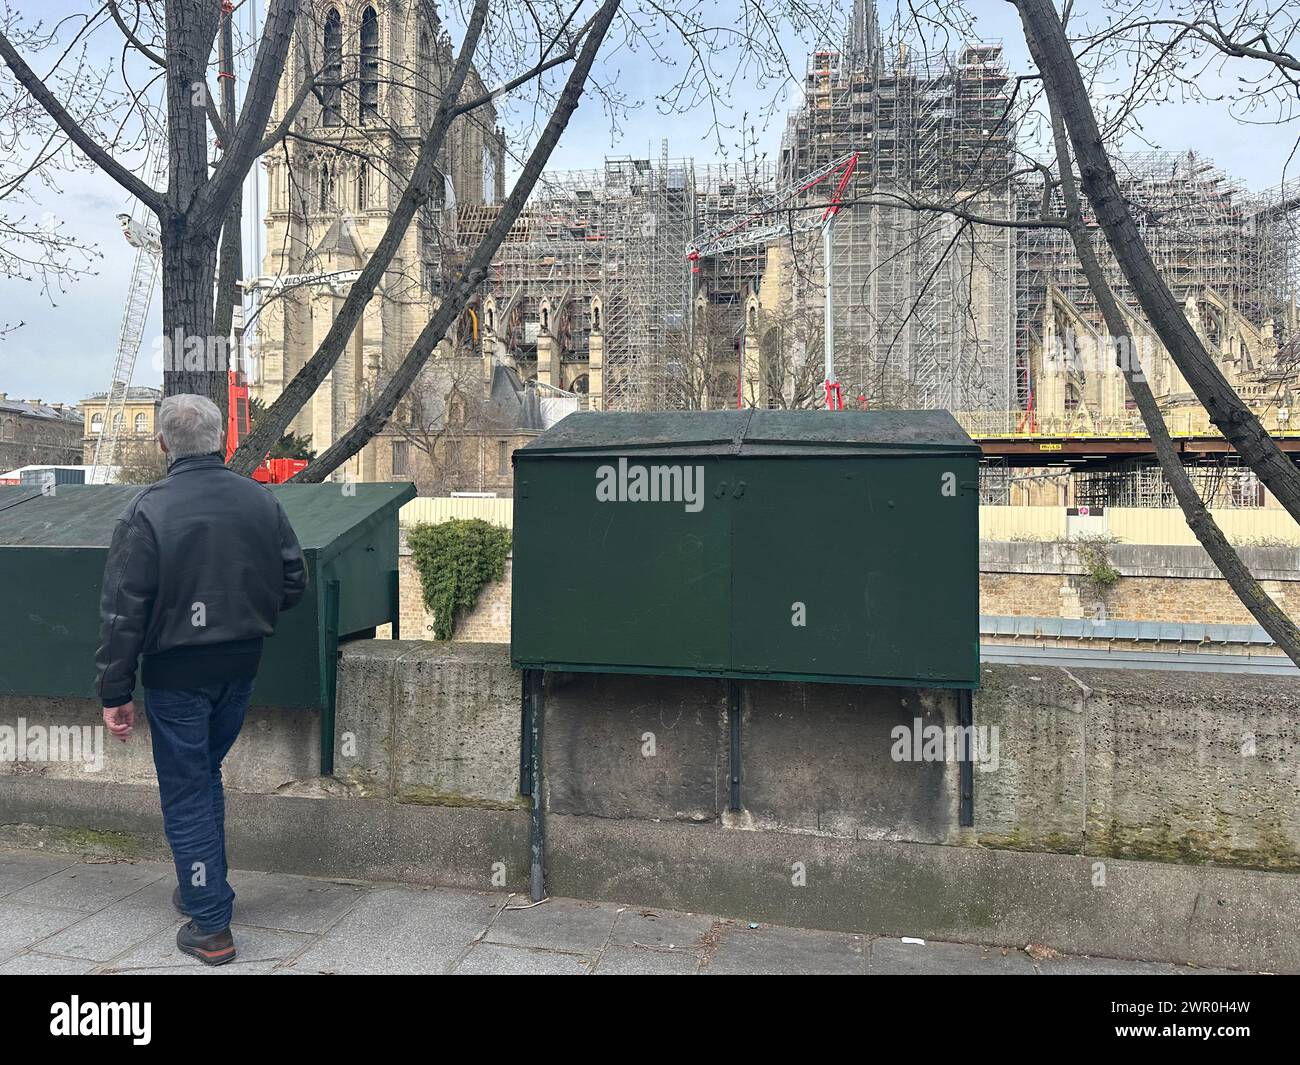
[95,394,308,965]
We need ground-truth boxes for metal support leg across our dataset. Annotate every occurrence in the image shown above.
[958,687,974,828]
[388,569,401,640]
[526,669,546,901]
[319,579,340,777]
[519,670,534,796]
[728,679,742,812]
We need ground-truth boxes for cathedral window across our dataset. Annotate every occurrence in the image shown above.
[482,143,497,205]
[360,7,380,124]
[322,9,342,127]
[357,161,369,209]
[417,30,433,125]
[318,160,335,213]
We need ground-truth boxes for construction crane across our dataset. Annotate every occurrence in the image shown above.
[93,165,305,484]
[685,151,859,410]
[90,153,165,484]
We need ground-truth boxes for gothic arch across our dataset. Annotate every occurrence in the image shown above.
[321,8,342,127]
[359,6,380,124]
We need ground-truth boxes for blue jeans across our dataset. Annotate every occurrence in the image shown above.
[145,680,253,933]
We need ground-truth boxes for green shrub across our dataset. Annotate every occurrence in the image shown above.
[1058,533,1122,601]
[407,519,511,640]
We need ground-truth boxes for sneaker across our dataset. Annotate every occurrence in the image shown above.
[176,922,237,966]
[172,886,190,917]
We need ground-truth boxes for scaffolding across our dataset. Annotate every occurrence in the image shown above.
[459,145,696,410]
[776,5,1015,411]
[1249,176,1300,365]
[1074,460,1265,509]
[1014,150,1276,416]
[455,0,1295,424]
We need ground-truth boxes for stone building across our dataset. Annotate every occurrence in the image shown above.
[1016,152,1298,440]
[252,0,506,483]
[373,355,548,496]
[79,386,161,463]
[0,394,83,471]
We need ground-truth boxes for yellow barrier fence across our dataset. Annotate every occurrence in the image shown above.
[401,497,1297,545]
[400,496,513,528]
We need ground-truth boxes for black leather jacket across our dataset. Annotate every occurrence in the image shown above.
[94,453,308,704]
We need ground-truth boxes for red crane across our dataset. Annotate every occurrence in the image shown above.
[686,151,860,410]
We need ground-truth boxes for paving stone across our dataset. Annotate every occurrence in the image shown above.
[595,945,702,975]
[0,900,83,959]
[867,938,1036,975]
[610,907,713,952]
[225,870,365,933]
[485,897,619,953]
[0,951,98,975]
[284,886,503,975]
[112,960,282,975]
[104,922,314,971]
[113,872,180,913]
[0,848,1260,976]
[1036,955,1237,975]
[9,861,164,913]
[33,902,182,962]
[456,943,593,975]
[0,852,77,896]
[703,923,865,975]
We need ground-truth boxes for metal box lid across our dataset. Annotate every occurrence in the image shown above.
[0,483,413,559]
[516,409,980,459]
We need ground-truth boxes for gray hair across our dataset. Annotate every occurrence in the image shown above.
[158,394,224,460]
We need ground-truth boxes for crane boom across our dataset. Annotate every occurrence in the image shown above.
[686,152,859,263]
[90,153,164,484]
[685,152,860,410]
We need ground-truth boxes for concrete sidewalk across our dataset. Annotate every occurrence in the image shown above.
[0,847,1240,975]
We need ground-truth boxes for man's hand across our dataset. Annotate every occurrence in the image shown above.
[103,702,134,743]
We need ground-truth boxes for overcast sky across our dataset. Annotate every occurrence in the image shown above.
[2,0,1297,406]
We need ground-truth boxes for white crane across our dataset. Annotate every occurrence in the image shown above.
[90,155,165,484]
[686,151,859,410]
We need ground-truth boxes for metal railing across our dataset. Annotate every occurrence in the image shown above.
[953,410,1300,439]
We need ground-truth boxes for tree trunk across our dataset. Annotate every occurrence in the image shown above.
[1037,86,1300,664]
[1013,0,1300,526]
[161,224,223,404]
[210,5,242,420]
[161,0,224,406]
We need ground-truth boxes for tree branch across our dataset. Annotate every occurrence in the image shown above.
[1011,0,1300,526]
[107,0,166,67]
[255,65,325,156]
[0,26,163,214]
[190,0,299,232]
[1038,46,1300,666]
[297,0,624,481]
[229,0,492,474]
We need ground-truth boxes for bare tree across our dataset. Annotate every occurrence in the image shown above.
[1010,0,1300,527]
[744,301,825,409]
[1035,61,1300,661]
[4,0,838,478]
[388,349,486,495]
[0,4,115,326]
[664,301,740,410]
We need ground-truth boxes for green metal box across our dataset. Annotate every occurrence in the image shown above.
[0,482,414,768]
[511,410,980,688]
